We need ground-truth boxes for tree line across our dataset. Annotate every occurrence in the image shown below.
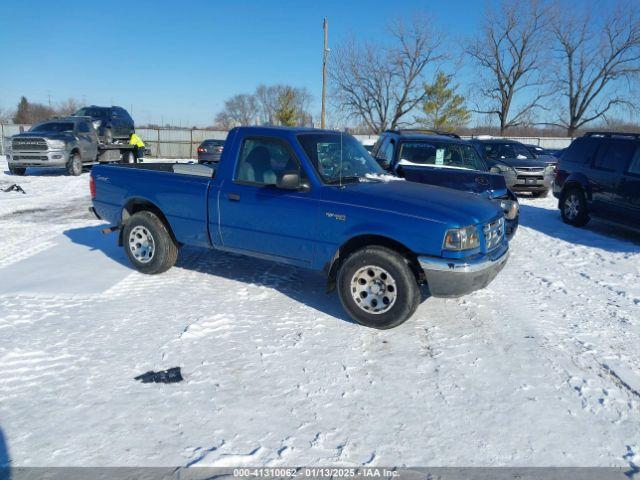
[2,96,82,125]
[213,84,313,129]
[329,0,640,136]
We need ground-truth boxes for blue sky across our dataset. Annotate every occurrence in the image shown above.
[0,0,628,127]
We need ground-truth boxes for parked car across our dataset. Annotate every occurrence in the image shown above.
[523,144,559,165]
[553,131,640,231]
[74,105,135,143]
[371,130,519,239]
[7,117,99,176]
[197,139,225,163]
[470,137,555,197]
[90,126,510,329]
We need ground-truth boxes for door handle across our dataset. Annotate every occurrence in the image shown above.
[227,193,240,201]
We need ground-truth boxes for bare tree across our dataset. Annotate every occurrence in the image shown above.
[547,0,640,136]
[214,94,260,128]
[56,98,82,116]
[329,15,445,133]
[255,84,312,125]
[466,0,550,134]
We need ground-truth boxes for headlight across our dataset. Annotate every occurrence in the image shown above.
[545,164,556,174]
[48,140,66,149]
[92,120,102,130]
[495,163,514,174]
[499,200,519,220]
[443,225,480,251]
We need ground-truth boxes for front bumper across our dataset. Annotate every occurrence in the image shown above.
[419,244,509,297]
[8,149,69,167]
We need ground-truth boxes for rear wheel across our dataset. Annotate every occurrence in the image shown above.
[9,165,26,176]
[123,211,178,274]
[66,152,83,176]
[561,187,590,226]
[337,246,420,329]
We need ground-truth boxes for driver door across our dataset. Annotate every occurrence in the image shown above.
[217,136,318,267]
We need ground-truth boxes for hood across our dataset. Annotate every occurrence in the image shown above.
[490,157,549,169]
[12,131,75,141]
[533,154,558,165]
[401,165,508,199]
[322,179,502,228]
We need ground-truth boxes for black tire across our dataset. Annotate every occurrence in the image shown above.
[123,211,178,274]
[337,246,420,329]
[66,152,83,176]
[560,187,590,226]
[9,165,26,176]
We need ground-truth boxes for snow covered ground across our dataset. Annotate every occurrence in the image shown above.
[0,158,639,468]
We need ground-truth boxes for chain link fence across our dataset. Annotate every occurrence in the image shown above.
[1,124,573,159]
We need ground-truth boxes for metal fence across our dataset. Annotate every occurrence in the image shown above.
[0,123,574,158]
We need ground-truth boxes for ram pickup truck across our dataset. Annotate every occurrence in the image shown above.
[8,116,139,176]
[91,126,510,329]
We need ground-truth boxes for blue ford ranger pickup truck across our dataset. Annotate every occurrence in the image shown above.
[90,126,510,329]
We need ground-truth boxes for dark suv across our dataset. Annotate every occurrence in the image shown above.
[470,137,555,197]
[371,130,519,239]
[553,132,640,231]
[74,106,135,143]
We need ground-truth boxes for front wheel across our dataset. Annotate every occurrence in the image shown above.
[560,187,590,226]
[123,211,178,274]
[337,246,420,329]
[66,152,83,176]
[9,165,26,176]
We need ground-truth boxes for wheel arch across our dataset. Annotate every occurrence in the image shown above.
[119,198,178,247]
[325,234,423,293]
[560,173,591,202]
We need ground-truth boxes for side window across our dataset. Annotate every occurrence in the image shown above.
[625,145,640,176]
[235,137,300,186]
[593,140,636,172]
[564,137,598,164]
[377,138,394,161]
[78,121,90,133]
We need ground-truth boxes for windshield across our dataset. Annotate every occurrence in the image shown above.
[398,141,486,171]
[75,108,108,118]
[483,142,535,160]
[30,122,74,133]
[297,132,384,184]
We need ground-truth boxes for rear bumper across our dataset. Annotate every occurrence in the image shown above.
[8,149,69,167]
[419,244,509,297]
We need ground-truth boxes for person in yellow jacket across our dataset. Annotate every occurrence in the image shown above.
[130,133,145,162]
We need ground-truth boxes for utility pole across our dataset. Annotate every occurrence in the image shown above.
[321,17,329,129]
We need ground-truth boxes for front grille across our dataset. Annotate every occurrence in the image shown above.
[484,217,504,251]
[515,167,544,174]
[13,155,48,161]
[12,138,48,151]
[517,175,543,181]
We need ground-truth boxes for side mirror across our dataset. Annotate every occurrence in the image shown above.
[374,157,391,170]
[277,171,302,190]
[489,166,501,174]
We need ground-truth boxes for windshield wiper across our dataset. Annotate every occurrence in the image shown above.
[327,175,362,185]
